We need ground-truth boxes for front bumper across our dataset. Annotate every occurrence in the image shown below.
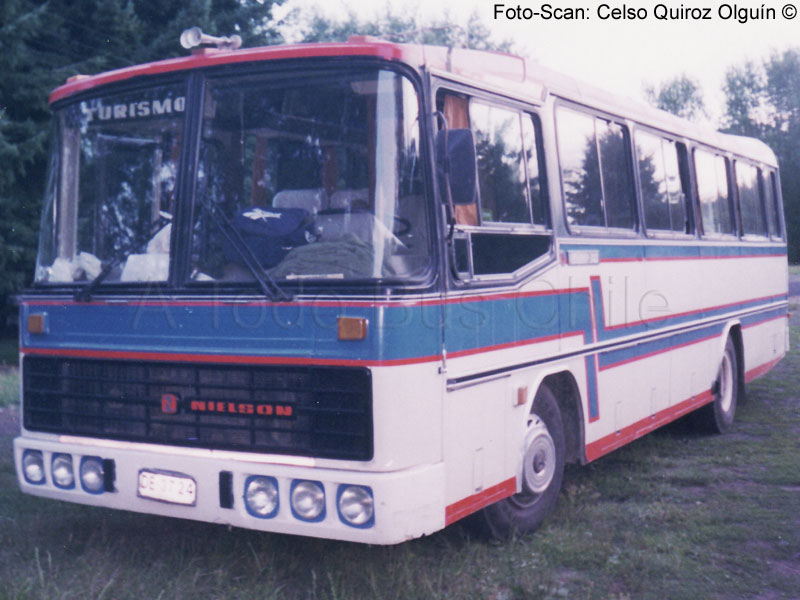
[14,434,446,545]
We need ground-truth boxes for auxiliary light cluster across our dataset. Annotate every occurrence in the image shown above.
[21,448,374,529]
[21,449,112,494]
[244,475,375,529]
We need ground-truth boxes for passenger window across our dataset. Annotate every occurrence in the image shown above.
[694,149,734,236]
[736,162,767,237]
[762,169,783,239]
[636,131,688,233]
[557,106,636,231]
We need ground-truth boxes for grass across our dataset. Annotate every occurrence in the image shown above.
[0,334,18,366]
[0,367,19,409]
[1,324,800,599]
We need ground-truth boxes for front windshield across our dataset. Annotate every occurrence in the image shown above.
[191,68,429,283]
[36,82,185,284]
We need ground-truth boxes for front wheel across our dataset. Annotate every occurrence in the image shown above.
[471,384,565,539]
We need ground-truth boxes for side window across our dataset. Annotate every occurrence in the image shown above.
[437,90,551,279]
[522,116,547,225]
[761,169,783,239]
[694,149,734,236]
[736,161,767,237]
[636,130,689,233]
[470,102,529,224]
[557,106,636,231]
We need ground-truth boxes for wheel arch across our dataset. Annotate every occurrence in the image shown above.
[537,370,586,466]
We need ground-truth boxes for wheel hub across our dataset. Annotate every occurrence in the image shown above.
[718,352,734,413]
[522,415,556,495]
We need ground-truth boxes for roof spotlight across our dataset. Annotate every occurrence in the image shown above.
[180,27,242,51]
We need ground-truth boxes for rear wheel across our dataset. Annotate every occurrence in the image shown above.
[696,337,738,433]
[471,384,565,539]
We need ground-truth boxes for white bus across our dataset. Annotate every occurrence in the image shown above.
[15,32,788,544]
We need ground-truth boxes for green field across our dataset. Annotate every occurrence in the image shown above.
[0,335,18,366]
[0,366,19,409]
[1,321,799,599]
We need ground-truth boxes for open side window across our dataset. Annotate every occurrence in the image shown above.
[437,90,551,281]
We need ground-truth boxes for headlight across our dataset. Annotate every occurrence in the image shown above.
[79,456,105,494]
[290,480,325,522]
[337,485,374,528]
[51,454,75,489]
[22,450,45,485]
[244,476,279,519]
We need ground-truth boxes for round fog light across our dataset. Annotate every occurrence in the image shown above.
[79,456,104,494]
[22,450,45,485]
[52,454,75,489]
[337,485,374,527]
[244,476,279,519]
[291,480,325,522]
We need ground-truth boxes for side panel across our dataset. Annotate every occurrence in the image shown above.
[439,242,788,518]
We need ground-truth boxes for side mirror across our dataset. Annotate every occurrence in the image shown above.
[436,129,477,206]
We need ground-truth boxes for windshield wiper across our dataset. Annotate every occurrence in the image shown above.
[75,212,172,302]
[197,195,291,302]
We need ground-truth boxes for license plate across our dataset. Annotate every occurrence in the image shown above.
[137,469,197,506]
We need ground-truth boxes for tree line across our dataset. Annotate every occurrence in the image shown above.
[1,0,798,332]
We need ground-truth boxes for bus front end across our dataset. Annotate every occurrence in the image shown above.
[14,44,447,544]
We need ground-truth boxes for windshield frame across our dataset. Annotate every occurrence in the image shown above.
[32,58,440,298]
[184,60,438,295]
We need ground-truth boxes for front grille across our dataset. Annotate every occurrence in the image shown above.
[23,356,373,461]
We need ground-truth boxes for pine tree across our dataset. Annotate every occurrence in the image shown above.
[722,50,800,261]
[0,0,284,332]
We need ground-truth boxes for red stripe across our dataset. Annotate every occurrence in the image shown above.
[440,287,588,306]
[20,346,442,367]
[600,290,786,332]
[596,253,785,264]
[644,253,787,261]
[600,257,644,263]
[585,389,713,462]
[744,356,783,383]
[445,477,517,526]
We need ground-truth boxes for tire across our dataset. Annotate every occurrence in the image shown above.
[470,384,566,539]
[696,337,738,434]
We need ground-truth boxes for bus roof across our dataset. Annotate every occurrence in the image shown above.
[50,36,776,167]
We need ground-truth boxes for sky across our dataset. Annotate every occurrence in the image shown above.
[275,0,800,124]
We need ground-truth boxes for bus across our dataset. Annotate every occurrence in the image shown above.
[14,30,789,545]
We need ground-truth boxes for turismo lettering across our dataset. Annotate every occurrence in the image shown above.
[83,97,186,122]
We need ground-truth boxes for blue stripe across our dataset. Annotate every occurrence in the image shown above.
[598,322,724,370]
[21,277,787,364]
[561,242,786,261]
[585,355,599,420]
